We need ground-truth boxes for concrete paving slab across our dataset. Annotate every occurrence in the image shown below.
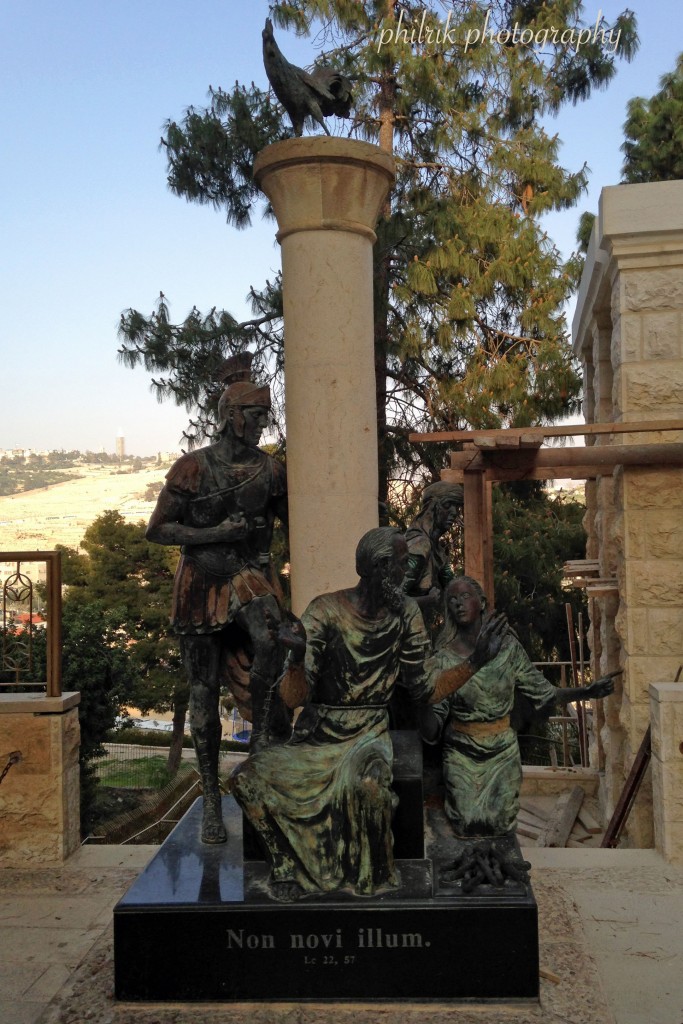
[526,847,683,1024]
[0,962,46,999]
[0,896,120,930]
[0,1000,48,1024]
[22,964,72,1003]
[0,925,101,968]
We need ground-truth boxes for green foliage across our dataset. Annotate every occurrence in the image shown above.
[26,602,135,834]
[0,460,80,496]
[118,0,638,479]
[493,483,587,662]
[95,755,173,790]
[57,511,189,798]
[64,511,186,720]
[622,53,683,183]
[163,83,290,226]
[575,210,596,254]
[119,288,285,445]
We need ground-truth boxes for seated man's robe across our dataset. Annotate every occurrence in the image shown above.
[230,590,431,897]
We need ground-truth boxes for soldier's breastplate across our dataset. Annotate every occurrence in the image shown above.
[182,458,272,576]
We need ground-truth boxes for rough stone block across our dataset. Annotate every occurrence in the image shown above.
[614,604,648,655]
[642,311,681,359]
[658,817,683,865]
[620,362,683,414]
[623,467,683,510]
[0,821,64,864]
[623,268,683,311]
[0,704,80,865]
[627,560,683,606]
[614,314,642,362]
[646,515,683,559]
[611,275,623,321]
[621,511,648,559]
[649,694,676,761]
[653,759,683,818]
[648,608,683,654]
[612,511,625,559]
[626,787,654,849]
[627,658,683,703]
[611,366,623,416]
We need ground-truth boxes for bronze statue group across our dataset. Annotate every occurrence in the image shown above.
[148,368,613,900]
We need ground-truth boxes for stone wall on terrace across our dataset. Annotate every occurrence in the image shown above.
[573,180,683,852]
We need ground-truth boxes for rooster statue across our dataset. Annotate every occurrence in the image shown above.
[262,17,353,137]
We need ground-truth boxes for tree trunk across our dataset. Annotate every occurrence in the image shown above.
[166,686,189,776]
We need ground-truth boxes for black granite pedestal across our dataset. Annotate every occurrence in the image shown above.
[114,795,539,1002]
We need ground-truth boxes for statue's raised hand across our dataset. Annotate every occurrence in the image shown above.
[470,612,508,670]
[582,670,621,700]
[278,617,307,664]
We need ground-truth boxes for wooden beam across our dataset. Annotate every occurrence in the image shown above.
[464,466,485,598]
[448,442,683,479]
[537,787,585,848]
[443,465,635,483]
[601,726,652,849]
[410,418,683,445]
[483,476,493,603]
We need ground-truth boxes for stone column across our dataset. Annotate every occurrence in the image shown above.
[254,138,395,614]
[650,682,683,864]
[0,693,81,865]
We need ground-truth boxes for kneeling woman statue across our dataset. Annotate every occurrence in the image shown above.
[419,576,615,840]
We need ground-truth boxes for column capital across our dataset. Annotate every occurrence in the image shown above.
[254,137,395,243]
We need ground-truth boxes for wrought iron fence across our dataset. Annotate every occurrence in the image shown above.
[0,551,62,696]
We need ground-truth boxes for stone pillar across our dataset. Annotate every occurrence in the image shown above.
[0,693,80,865]
[650,682,683,864]
[573,180,683,845]
[254,137,395,614]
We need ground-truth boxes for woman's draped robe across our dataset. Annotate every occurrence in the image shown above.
[425,636,556,838]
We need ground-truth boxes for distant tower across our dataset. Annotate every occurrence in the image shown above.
[116,433,125,462]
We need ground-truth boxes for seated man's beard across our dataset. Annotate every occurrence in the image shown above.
[379,573,405,612]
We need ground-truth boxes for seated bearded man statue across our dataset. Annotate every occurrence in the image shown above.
[229,527,506,902]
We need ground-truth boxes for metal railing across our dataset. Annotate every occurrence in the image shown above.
[526,660,588,768]
[0,551,62,696]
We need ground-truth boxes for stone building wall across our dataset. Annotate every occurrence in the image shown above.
[0,694,81,865]
[573,181,683,850]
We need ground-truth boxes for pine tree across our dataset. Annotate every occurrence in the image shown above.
[63,512,188,776]
[119,1,637,499]
[621,52,683,183]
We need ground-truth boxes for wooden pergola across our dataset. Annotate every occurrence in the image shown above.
[409,419,683,605]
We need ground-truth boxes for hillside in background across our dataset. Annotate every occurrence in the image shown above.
[0,459,171,550]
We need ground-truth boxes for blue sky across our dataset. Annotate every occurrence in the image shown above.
[1,1,680,455]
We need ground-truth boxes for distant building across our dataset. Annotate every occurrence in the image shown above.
[116,435,125,461]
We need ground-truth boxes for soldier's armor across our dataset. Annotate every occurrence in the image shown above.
[164,444,286,635]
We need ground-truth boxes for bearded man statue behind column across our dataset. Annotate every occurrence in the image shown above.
[146,355,290,843]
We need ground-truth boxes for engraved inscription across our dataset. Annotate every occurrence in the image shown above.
[226,929,275,950]
[225,926,430,954]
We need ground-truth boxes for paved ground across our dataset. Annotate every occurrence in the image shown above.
[1,843,682,1024]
